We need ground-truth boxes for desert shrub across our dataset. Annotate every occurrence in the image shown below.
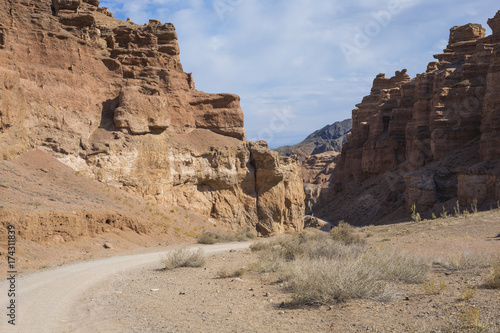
[411,203,421,222]
[198,228,256,244]
[329,221,366,245]
[162,248,205,270]
[483,261,500,289]
[283,257,390,305]
[197,231,230,244]
[458,306,481,329]
[371,250,429,284]
[422,279,447,295]
[435,253,494,272]
[217,267,246,279]
[249,229,364,273]
[458,285,478,301]
[249,241,271,252]
[235,227,257,241]
[251,228,428,305]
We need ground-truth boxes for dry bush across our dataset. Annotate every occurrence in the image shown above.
[329,221,366,245]
[458,306,481,329]
[283,257,390,305]
[422,280,447,295]
[370,250,429,284]
[162,248,205,270]
[458,285,478,301]
[249,241,271,252]
[197,231,224,244]
[217,267,246,279]
[235,227,257,241]
[251,228,428,305]
[435,252,494,272]
[198,228,256,244]
[483,261,500,289]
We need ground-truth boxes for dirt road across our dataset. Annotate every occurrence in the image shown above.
[0,242,251,332]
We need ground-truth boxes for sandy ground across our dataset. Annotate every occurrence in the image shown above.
[0,242,251,333]
[0,210,499,333]
[71,211,500,333]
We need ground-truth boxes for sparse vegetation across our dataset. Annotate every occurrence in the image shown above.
[411,203,421,222]
[197,228,256,244]
[329,221,365,245]
[483,261,500,289]
[458,285,478,301]
[216,267,246,279]
[454,200,461,217]
[249,241,271,252]
[435,253,494,272]
[441,206,449,218]
[161,248,205,270]
[422,279,447,295]
[471,199,478,214]
[458,306,482,329]
[250,228,428,306]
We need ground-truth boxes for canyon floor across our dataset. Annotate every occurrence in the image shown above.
[1,209,499,332]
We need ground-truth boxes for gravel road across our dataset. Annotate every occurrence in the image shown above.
[0,242,251,332]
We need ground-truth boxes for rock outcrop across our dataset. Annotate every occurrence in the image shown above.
[0,0,304,236]
[275,119,351,214]
[275,119,351,159]
[316,11,500,225]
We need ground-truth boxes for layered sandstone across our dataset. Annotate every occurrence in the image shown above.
[317,11,500,225]
[0,0,304,236]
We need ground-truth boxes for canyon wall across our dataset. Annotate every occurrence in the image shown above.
[0,0,304,236]
[317,13,500,225]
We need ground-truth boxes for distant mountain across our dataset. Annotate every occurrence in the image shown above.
[275,119,352,158]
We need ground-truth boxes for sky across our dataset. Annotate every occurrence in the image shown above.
[100,0,500,148]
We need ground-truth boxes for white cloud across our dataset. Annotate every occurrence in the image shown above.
[100,0,500,147]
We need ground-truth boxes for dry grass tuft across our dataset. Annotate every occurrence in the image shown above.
[249,241,271,252]
[197,228,256,244]
[329,221,366,245]
[483,261,500,289]
[422,279,447,295]
[458,285,478,301]
[250,228,429,306]
[161,248,205,270]
[435,253,494,272]
[216,267,246,279]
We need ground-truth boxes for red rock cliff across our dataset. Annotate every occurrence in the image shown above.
[316,12,500,225]
[0,0,304,235]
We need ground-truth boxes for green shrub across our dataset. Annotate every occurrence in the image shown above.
[162,248,205,270]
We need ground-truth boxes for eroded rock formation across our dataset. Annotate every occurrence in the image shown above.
[0,0,304,236]
[276,119,351,214]
[317,11,500,225]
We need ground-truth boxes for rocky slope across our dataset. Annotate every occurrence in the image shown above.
[275,119,351,214]
[316,12,500,225]
[0,0,304,238]
[275,119,351,159]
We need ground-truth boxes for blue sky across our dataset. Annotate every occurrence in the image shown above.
[100,0,499,148]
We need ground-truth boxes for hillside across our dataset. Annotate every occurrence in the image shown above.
[275,118,352,159]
